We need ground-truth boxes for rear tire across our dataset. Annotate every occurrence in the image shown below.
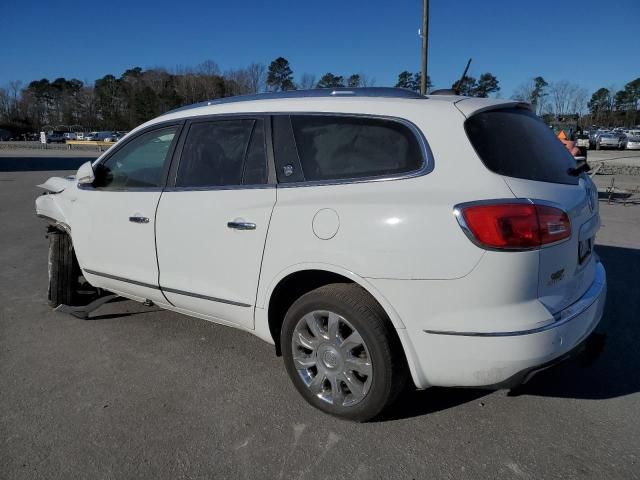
[281,283,407,422]
[47,231,75,307]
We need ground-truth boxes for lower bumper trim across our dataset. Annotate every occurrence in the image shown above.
[424,261,605,338]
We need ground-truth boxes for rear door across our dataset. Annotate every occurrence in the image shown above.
[464,106,599,313]
[155,116,276,329]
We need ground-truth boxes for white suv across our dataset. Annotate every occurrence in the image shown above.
[35,88,606,421]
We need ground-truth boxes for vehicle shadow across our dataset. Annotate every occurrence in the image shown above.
[379,387,489,422]
[513,244,640,399]
[85,310,163,321]
[381,244,640,421]
[0,156,93,172]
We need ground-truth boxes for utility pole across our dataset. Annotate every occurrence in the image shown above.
[420,0,429,95]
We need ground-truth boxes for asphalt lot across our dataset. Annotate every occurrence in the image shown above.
[1,157,639,479]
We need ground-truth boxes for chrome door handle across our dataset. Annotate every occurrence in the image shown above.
[227,221,256,230]
[129,216,149,224]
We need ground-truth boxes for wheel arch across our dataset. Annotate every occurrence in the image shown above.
[260,264,407,353]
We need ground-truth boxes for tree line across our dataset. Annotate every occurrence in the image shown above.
[511,76,640,127]
[0,55,637,134]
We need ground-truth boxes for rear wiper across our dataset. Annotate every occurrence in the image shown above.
[568,159,591,176]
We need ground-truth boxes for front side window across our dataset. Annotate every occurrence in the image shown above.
[176,119,267,187]
[93,126,178,189]
[289,115,424,182]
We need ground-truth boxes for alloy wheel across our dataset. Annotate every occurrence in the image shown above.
[291,310,373,407]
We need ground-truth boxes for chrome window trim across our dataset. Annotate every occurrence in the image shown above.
[424,261,605,337]
[164,184,276,193]
[78,185,164,192]
[168,114,274,191]
[162,111,432,190]
[79,121,184,192]
[272,112,434,188]
[452,198,573,252]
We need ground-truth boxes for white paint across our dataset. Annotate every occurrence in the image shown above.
[35,93,607,392]
[312,208,339,240]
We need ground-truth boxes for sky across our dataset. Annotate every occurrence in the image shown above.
[1,0,639,98]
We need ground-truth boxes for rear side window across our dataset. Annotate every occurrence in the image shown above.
[288,115,423,182]
[465,108,579,185]
[176,119,267,187]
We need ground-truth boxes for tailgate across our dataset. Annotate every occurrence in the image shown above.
[502,176,599,313]
[463,105,601,314]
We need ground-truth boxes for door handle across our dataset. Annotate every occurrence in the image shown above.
[129,216,149,224]
[227,220,256,230]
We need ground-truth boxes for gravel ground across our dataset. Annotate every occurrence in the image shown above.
[1,161,639,479]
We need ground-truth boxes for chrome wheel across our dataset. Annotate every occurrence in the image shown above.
[291,310,373,407]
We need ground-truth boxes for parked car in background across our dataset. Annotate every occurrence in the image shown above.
[624,135,640,150]
[46,132,66,143]
[589,130,607,149]
[104,131,127,142]
[35,88,606,421]
[63,133,77,141]
[575,133,590,156]
[613,130,628,144]
[595,132,622,150]
[95,131,115,141]
[627,129,640,138]
[0,128,11,141]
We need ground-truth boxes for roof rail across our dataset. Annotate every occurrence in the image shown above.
[165,87,425,115]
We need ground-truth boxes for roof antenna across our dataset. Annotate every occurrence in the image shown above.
[430,58,473,96]
[453,58,472,94]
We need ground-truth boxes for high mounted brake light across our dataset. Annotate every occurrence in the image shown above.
[454,202,571,250]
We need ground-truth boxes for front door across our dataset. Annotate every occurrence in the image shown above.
[155,117,276,329]
[72,124,181,305]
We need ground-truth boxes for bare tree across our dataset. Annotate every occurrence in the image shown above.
[570,87,589,116]
[511,79,535,103]
[359,73,375,87]
[512,77,549,115]
[550,81,573,115]
[298,73,316,90]
[0,87,9,120]
[197,60,221,77]
[224,68,252,96]
[246,63,266,93]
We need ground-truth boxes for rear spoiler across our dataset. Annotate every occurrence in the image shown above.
[454,98,532,118]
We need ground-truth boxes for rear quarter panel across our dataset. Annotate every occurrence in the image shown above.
[256,101,514,309]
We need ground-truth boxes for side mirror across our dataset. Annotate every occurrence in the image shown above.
[76,161,95,184]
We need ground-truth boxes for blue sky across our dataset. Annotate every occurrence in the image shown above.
[2,0,638,97]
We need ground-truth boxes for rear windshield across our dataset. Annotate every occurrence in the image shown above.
[465,107,579,185]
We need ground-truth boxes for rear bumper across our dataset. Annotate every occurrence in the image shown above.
[397,261,607,388]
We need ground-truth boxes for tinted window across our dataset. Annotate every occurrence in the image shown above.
[93,126,177,189]
[465,108,579,185]
[289,115,423,181]
[177,119,267,187]
[242,120,268,185]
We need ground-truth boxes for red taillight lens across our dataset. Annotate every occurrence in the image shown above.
[535,205,571,245]
[457,203,571,250]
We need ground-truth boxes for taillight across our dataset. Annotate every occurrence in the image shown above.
[455,202,571,250]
